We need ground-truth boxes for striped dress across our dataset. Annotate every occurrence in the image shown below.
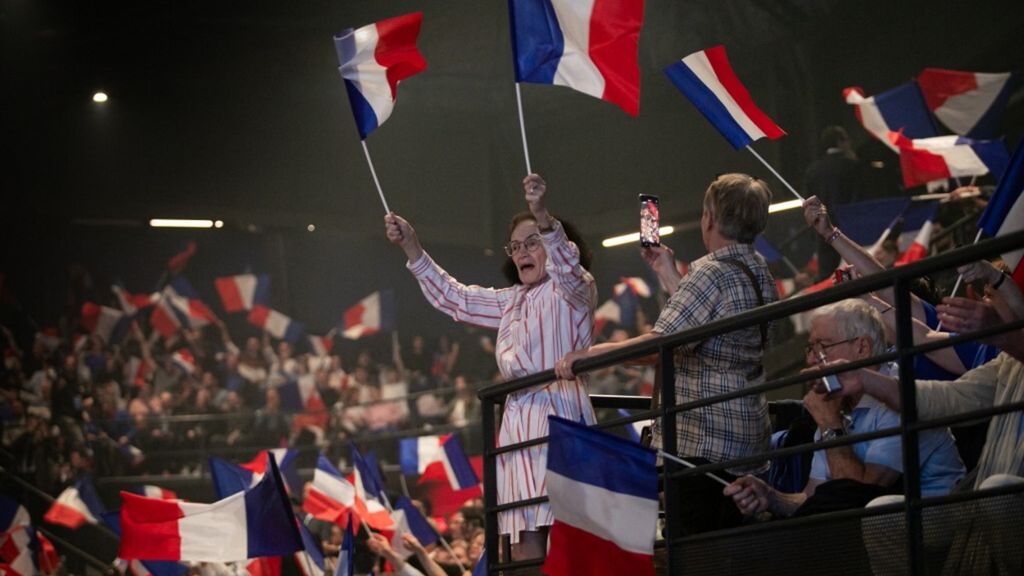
[406,220,597,542]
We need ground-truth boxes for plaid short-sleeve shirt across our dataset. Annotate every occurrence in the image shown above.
[652,243,778,475]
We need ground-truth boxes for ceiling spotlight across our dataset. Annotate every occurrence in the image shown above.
[149,219,215,229]
[307,224,316,232]
[767,199,803,214]
[602,226,675,248]
[214,220,224,228]
[92,92,109,103]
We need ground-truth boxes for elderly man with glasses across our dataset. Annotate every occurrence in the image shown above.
[725,299,965,518]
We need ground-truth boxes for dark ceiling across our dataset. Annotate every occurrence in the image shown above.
[3,0,1023,248]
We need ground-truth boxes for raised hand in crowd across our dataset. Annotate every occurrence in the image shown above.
[522,173,553,228]
[641,244,683,294]
[385,213,425,263]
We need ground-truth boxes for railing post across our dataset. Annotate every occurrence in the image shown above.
[482,397,499,575]
[659,346,680,574]
[893,277,925,575]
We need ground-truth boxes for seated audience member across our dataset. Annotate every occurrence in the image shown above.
[447,374,480,427]
[803,196,1003,379]
[725,300,964,517]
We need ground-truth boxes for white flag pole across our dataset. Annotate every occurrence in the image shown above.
[745,145,804,202]
[515,83,533,175]
[658,450,731,487]
[361,140,392,214]
[936,228,985,331]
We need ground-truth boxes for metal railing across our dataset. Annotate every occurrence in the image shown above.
[476,228,1024,575]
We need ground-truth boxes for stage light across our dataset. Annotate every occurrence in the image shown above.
[307,224,316,232]
[214,220,224,228]
[149,219,215,229]
[768,199,803,214]
[601,226,675,248]
[92,92,108,103]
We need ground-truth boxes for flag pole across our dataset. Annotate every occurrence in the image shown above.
[361,140,392,214]
[657,450,730,487]
[745,145,804,202]
[936,228,985,330]
[398,470,467,573]
[781,255,801,277]
[514,83,533,175]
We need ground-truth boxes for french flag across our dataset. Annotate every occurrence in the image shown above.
[277,376,328,430]
[336,517,354,576]
[0,526,38,576]
[509,0,645,116]
[295,521,326,576]
[978,141,1024,290]
[894,201,939,266]
[341,290,394,340]
[210,449,300,499]
[128,486,178,501]
[112,285,158,316]
[80,302,127,344]
[307,333,334,357]
[170,348,196,375]
[333,12,427,140]
[248,305,305,342]
[612,277,651,298]
[350,445,395,531]
[844,83,937,152]
[149,297,183,339]
[387,496,440,560]
[303,455,360,531]
[166,242,197,275]
[664,45,786,149]
[124,356,152,387]
[0,495,31,532]
[889,132,1010,189]
[401,435,480,491]
[917,68,1019,138]
[215,274,271,314]
[43,479,105,529]
[119,454,302,562]
[101,512,188,576]
[542,416,657,576]
[165,280,218,329]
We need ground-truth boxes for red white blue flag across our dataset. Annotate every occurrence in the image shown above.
[844,83,937,152]
[215,274,271,313]
[248,305,305,342]
[542,416,657,576]
[119,455,302,562]
[400,434,480,491]
[978,141,1024,290]
[333,12,427,140]
[888,132,1010,189]
[341,290,394,339]
[44,478,105,529]
[509,0,645,116]
[80,302,127,344]
[917,68,1018,138]
[128,486,178,501]
[304,455,360,532]
[664,45,786,149]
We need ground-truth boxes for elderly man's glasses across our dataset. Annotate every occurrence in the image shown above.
[504,234,543,257]
[805,337,858,357]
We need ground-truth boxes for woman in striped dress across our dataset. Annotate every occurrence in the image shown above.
[385,173,598,561]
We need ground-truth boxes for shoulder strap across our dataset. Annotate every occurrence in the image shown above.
[718,257,768,348]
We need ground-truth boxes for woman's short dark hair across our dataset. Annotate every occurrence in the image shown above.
[501,212,592,285]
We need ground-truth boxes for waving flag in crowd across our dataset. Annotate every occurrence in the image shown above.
[214,273,271,313]
[248,305,305,342]
[80,302,127,345]
[334,12,427,140]
[844,83,937,151]
[166,242,197,275]
[304,455,360,531]
[543,416,657,576]
[44,478,105,529]
[888,132,1009,188]
[102,512,188,576]
[341,290,394,339]
[0,497,30,533]
[612,277,651,298]
[149,297,183,339]
[128,486,178,501]
[0,526,40,576]
[350,444,395,531]
[119,454,301,562]
[509,0,645,116]
[295,521,326,576]
[308,332,335,357]
[112,285,158,316]
[894,201,939,266]
[170,348,196,375]
[917,68,1018,138]
[978,141,1024,290]
[665,45,786,150]
[278,375,329,431]
[210,449,300,499]
[401,434,480,491]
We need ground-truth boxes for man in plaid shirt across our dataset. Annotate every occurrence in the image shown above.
[557,173,778,534]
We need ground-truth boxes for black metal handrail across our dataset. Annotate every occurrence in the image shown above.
[476,228,1024,575]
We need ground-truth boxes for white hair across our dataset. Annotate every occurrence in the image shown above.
[810,299,888,357]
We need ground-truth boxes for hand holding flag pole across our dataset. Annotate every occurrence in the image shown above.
[332,12,427,215]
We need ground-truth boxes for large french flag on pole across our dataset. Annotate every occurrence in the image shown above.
[43,478,105,529]
[215,274,271,313]
[917,68,1018,138]
[509,0,645,116]
[844,83,937,152]
[978,141,1024,290]
[664,45,786,150]
[341,290,394,340]
[119,454,302,562]
[888,132,1010,189]
[333,12,427,140]
[542,416,657,576]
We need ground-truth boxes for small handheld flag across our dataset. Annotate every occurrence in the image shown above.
[977,141,1024,290]
[844,83,937,152]
[917,68,1018,138]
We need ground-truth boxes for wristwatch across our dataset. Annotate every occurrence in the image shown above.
[820,427,846,442]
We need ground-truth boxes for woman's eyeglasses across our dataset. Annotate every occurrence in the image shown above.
[504,234,543,257]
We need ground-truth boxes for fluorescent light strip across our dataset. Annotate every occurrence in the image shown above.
[149,219,215,229]
[768,199,803,214]
[602,226,675,248]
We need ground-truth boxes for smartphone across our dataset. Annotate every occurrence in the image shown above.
[639,194,660,247]
[817,352,843,394]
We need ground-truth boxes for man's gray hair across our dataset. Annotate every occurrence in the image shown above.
[810,299,888,357]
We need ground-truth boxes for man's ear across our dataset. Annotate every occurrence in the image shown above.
[858,336,873,358]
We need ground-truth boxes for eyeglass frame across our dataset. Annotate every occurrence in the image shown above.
[804,337,859,358]
[504,233,544,257]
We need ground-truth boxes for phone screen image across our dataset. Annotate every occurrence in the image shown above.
[640,194,660,247]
